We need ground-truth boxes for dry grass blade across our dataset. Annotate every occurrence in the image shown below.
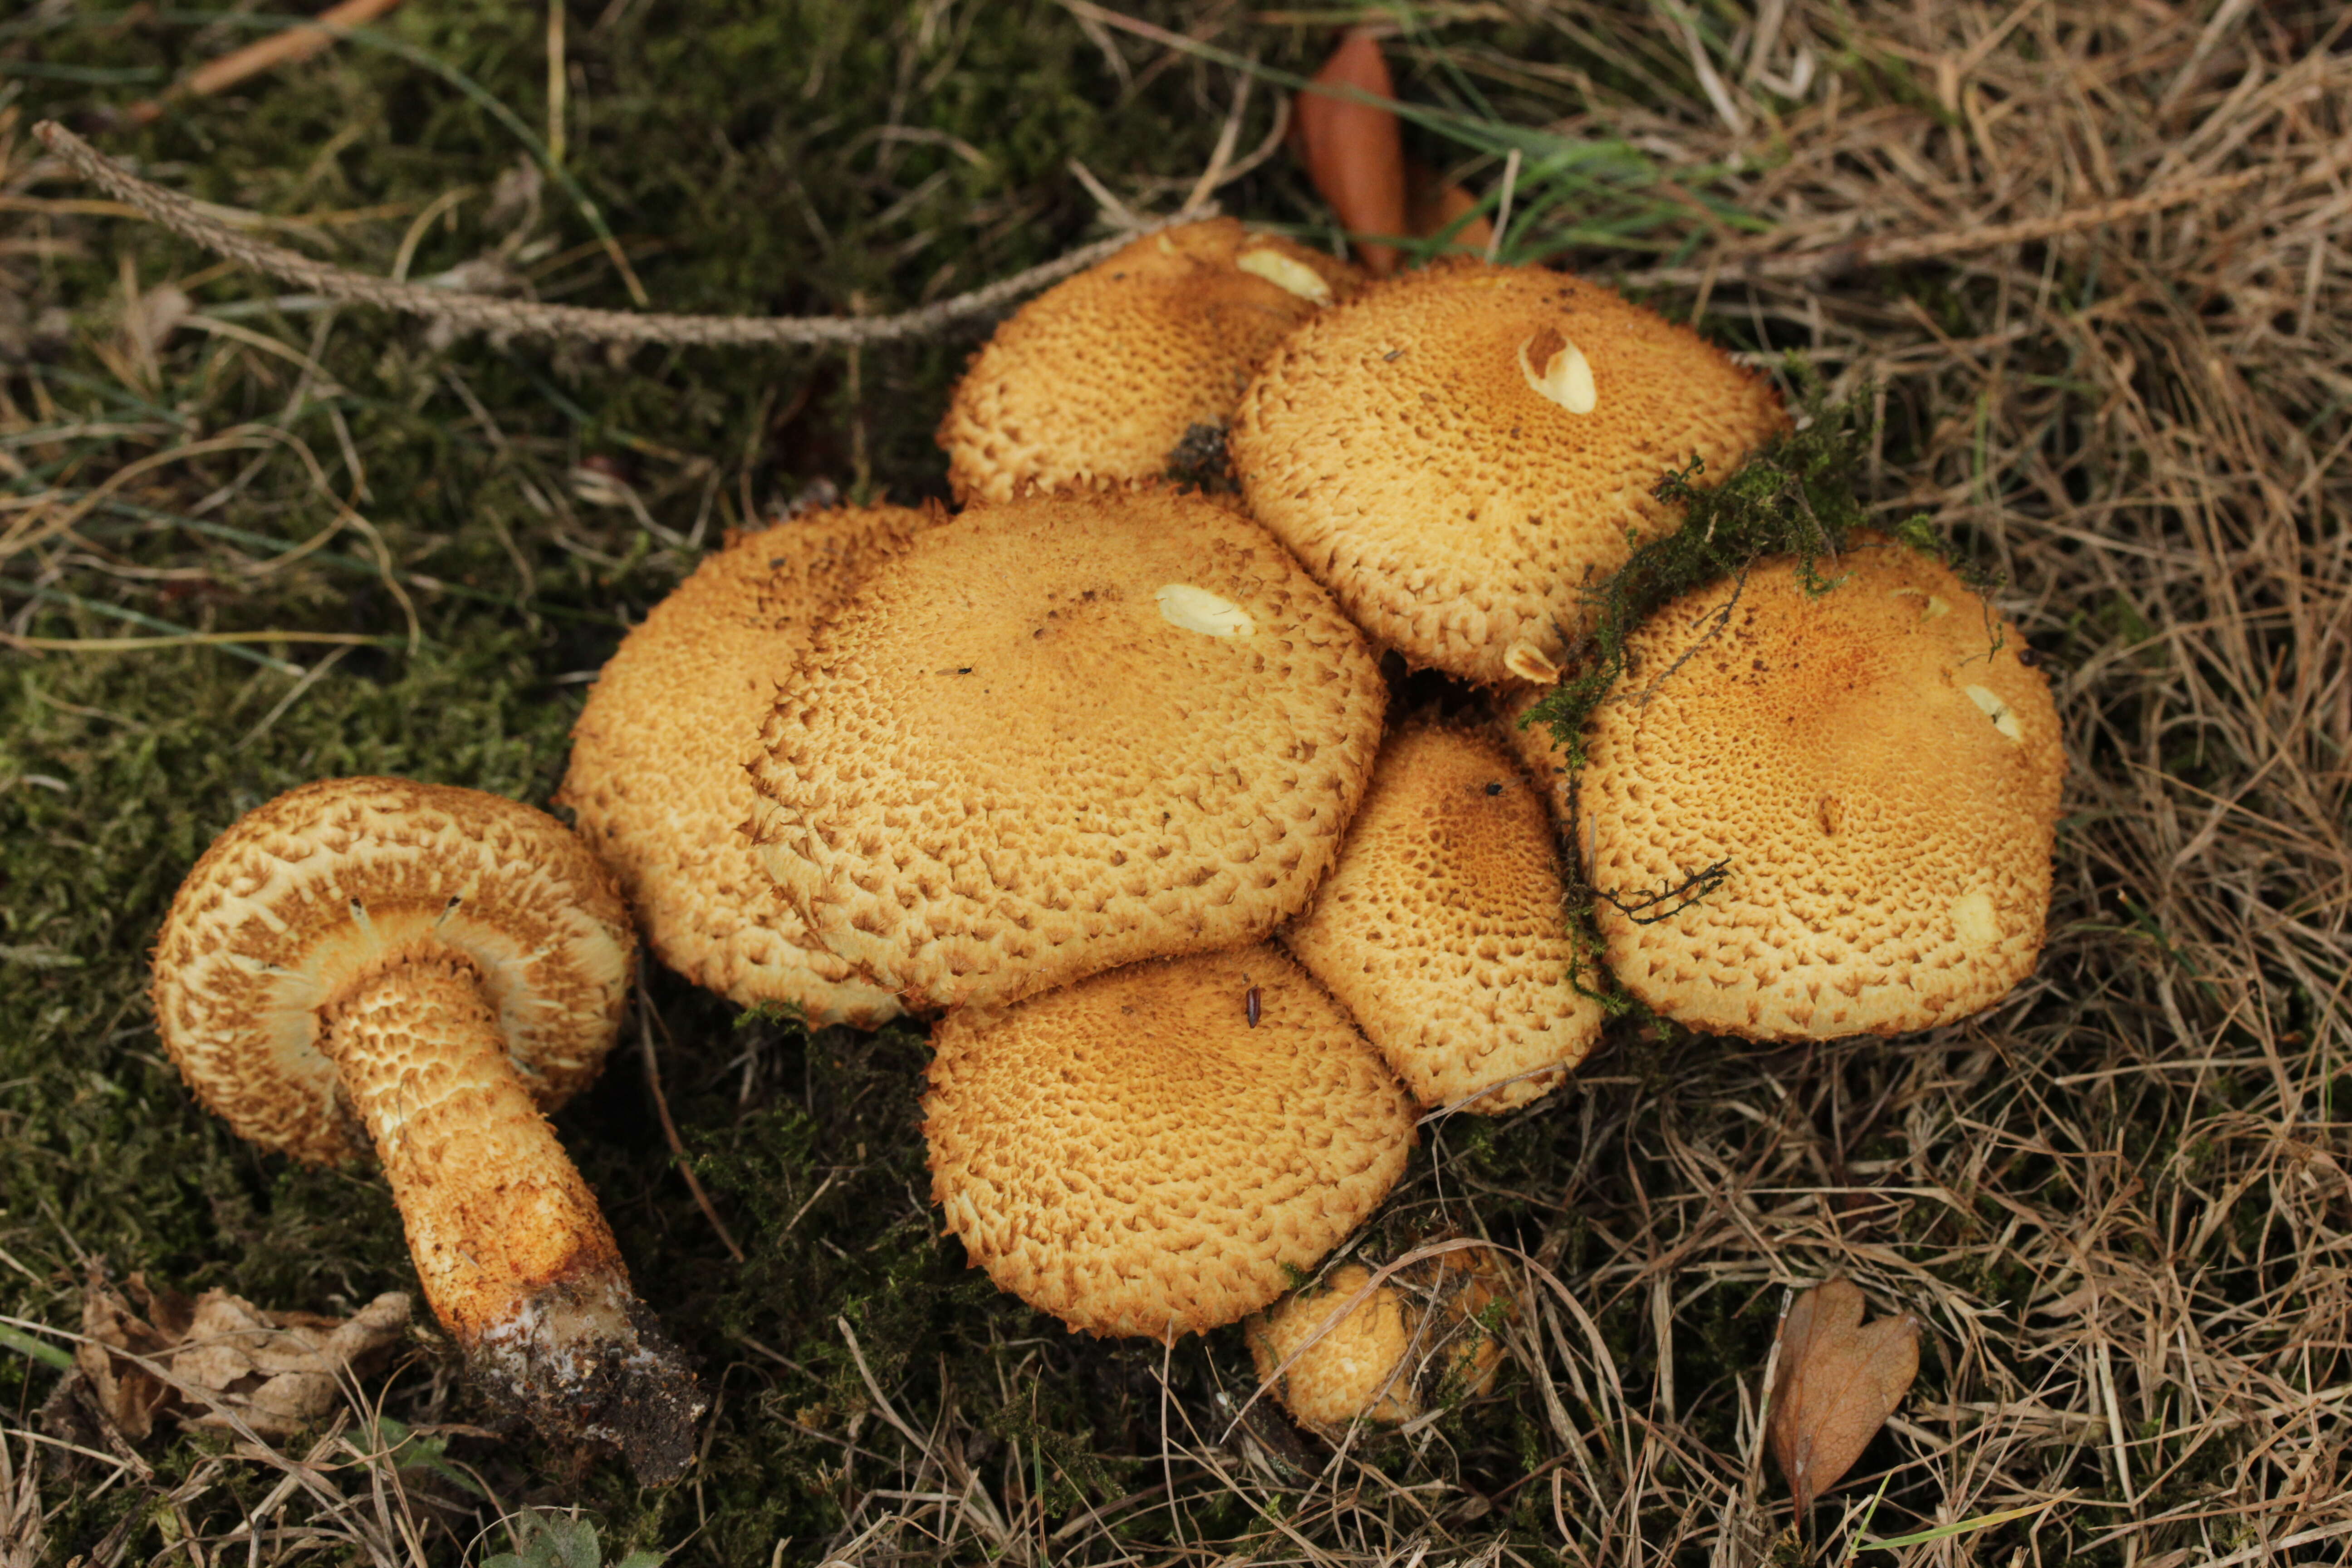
[1765,1278,1920,1515]
[29,121,1201,349]
[119,0,409,128]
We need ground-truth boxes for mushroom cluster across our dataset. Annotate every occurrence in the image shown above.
[553,221,2065,1369]
[147,221,2065,1475]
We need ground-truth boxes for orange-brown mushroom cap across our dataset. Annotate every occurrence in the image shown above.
[151,776,633,1166]
[1495,683,1576,842]
[1230,260,1788,686]
[558,504,936,1026]
[748,488,1387,1012]
[1582,539,2065,1039]
[939,219,1362,504]
[922,945,1416,1341]
[1283,719,1602,1112]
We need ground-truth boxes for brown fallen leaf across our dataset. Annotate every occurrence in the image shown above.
[1294,28,1409,274]
[1405,159,1494,257]
[73,1271,191,1441]
[1766,1276,1920,1513]
[71,1267,411,1440]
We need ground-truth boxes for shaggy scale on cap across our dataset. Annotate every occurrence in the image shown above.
[1582,540,2065,1039]
[1283,720,1601,1112]
[748,488,1387,1012]
[1230,260,1787,686]
[939,219,1361,503]
[150,778,703,1481]
[922,945,1416,1340]
[558,504,935,1026]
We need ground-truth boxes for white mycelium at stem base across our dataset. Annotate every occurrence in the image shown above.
[151,777,703,1482]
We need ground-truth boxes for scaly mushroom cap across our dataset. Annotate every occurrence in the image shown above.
[1583,539,2065,1039]
[1495,684,1576,842]
[938,219,1362,504]
[151,777,633,1166]
[1230,260,1788,686]
[749,488,1387,1012]
[1245,1264,1420,1427]
[922,945,1416,1341]
[1283,720,1601,1112]
[558,504,936,1025]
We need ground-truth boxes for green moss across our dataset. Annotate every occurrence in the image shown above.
[1521,371,1988,770]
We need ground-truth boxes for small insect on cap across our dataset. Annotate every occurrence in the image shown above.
[559,503,937,1026]
[922,945,1416,1341]
[938,217,1363,504]
[749,487,1388,1012]
[1230,259,1788,687]
[1581,538,2065,1039]
[152,776,633,1166]
[1283,719,1602,1113]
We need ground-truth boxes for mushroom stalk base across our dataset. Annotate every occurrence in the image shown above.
[320,948,704,1482]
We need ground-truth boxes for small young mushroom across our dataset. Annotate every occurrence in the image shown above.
[1283,718,1602,1113]
[1581,539,2065,1038]
[1230,259,1788,687]
[937,218,1362,504]
[1245,1250,1516,1437]
[149,777,705,1481]
[921,944,1416,1340]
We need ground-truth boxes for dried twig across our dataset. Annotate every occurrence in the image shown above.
[32,120,1202,348]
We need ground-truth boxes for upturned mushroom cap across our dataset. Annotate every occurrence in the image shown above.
[922,945,1416,1341]
[1282,719,1602,1112]
[1582,539,2065,1039]
[938,219,1362,504]
[558,504,936,1025]
[1230,260,1788,686]
[748,488,1387,1012]
[152,779,706,1482]
[152,776,633,1166]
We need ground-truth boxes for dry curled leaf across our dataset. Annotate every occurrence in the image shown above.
[1294,28,1409,275]
[1766,1276,1920,1512]
[71,1267,411,1440]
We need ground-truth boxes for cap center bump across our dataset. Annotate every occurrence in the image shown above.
[1156,583,1255,637]
[1237,247,1333,303]
[1516,326,1596,414]
[1963,684,2024,742]
[1951,890,2000,948]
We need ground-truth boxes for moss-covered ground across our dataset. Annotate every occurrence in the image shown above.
[3,2,2348,1564]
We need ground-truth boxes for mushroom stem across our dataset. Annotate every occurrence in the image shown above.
[318,946,703,1483]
